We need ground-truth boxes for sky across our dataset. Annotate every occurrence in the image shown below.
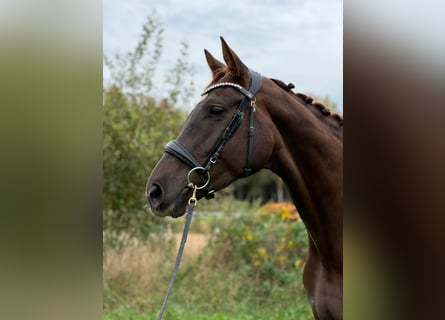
[103,0,343,112]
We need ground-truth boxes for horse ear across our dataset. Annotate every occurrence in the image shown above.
[220,36,248,78]
[204,49,225,77]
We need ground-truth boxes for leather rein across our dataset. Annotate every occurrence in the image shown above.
[164,69,262,199]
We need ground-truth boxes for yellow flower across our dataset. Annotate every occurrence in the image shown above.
[257,202,299,221]
[294,259,303,269]
[257,247,268,259]
[243,232,254,241]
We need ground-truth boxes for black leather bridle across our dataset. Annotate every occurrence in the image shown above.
[164,69,262,199]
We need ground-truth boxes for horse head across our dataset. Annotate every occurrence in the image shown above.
[146,37,274,217]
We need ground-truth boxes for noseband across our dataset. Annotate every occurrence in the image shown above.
[164,69,262,199]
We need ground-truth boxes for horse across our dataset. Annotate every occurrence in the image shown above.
[146,37,343,320]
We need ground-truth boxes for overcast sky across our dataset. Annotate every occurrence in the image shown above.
[104,0,343,112]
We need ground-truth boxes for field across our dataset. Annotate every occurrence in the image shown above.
[103,202,313,319]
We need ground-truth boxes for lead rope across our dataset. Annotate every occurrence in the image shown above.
[157,174,203,320]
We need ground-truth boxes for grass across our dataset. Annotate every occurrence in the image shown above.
[103,199,313,320]
[104,302,312,320]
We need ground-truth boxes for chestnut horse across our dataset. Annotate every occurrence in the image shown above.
[146,38,342,320]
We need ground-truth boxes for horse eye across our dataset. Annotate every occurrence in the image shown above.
[209,106,225,118]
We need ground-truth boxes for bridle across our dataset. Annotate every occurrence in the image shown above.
[164,69,262,199]
[156,69,262,319]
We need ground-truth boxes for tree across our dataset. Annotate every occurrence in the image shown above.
[104,13,163,97]
[104,12,195,106]
[165,40,195,107]
[103,13,192,240]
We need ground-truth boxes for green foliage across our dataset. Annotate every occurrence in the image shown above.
[232,169,289,203]
[209,202,308,297]
[103,200,313,319]
[104,12,195,105]
[165,40,195,106]
[104,305,312,320]
[103,12,194,240]
[103,87,185,240]
[104,13,164,96]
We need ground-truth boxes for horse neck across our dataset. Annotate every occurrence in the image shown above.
[261,83,343,269]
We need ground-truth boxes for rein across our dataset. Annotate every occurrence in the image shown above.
[157,70,262,318]
[157,168,210,320]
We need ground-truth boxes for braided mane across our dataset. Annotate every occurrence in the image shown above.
[270,78,343,139]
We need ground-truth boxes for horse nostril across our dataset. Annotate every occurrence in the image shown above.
[147,183,164,209]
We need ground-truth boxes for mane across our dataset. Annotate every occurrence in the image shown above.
[206,72,343,140]
[270,78,343,140]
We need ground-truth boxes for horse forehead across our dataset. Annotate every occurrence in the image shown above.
[198,90,244,108]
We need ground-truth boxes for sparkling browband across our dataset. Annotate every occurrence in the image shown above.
[201,82,254,99]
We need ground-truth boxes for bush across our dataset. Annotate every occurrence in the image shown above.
[208,202,308,297]
[103,200,313,319]
[103,86,186,241]
[103,13,193,242]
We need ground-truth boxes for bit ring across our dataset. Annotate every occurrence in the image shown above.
[187,167,210,190]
